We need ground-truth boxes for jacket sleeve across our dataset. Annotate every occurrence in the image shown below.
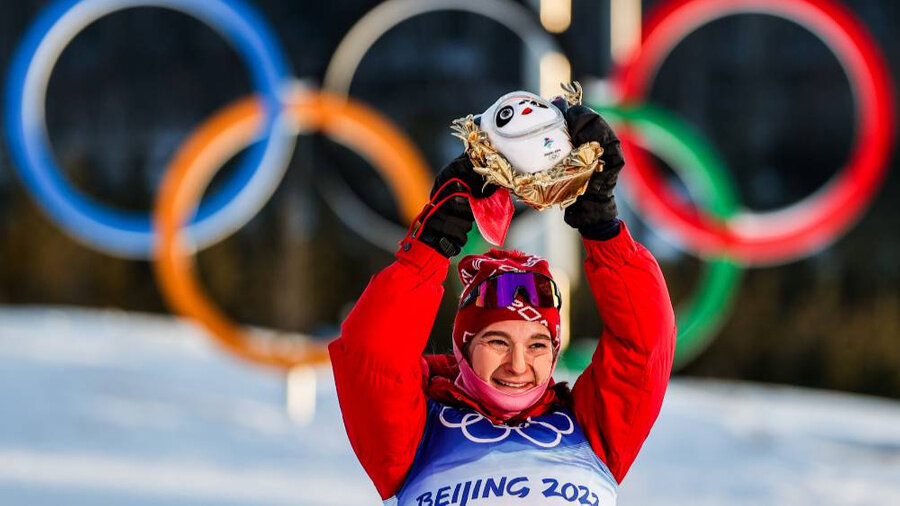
[328,239,450,499]
[570,220,676,484]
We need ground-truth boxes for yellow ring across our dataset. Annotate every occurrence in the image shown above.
[153,89,431,370]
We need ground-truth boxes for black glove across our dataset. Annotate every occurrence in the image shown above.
[416,154,496,258]
[562,105,624,239]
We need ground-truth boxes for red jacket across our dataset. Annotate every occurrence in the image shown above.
[329,221,676,499]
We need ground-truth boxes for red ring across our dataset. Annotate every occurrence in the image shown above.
[614,0,894,264]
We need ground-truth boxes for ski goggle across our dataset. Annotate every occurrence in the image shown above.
[460,271,561,310]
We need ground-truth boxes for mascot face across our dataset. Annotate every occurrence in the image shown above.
[481,91,572,174]
[491,95,560,137]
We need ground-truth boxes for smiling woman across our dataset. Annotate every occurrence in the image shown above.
[329,100,677,505]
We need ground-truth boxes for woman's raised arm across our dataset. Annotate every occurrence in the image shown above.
[329,240,449,499]
[570,222,676,483]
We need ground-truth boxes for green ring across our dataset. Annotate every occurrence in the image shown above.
[561,104,743,371]
[459,227,491,258]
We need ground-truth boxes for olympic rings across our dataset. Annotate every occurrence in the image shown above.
[153,88,431,370]
[615,0,895,265]
[321,0,563,251]
[5,0,293,258]
[5,0,893,371]
[438,405,574,448]
[560,104,743,371]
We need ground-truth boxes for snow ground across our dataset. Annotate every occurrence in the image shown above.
[0,306,898,505]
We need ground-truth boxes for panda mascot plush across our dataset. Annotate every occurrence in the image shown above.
[451,82,605,245]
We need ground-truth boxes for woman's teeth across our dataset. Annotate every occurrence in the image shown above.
[494,379,529,388]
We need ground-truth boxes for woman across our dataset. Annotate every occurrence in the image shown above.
[329,103,676,505]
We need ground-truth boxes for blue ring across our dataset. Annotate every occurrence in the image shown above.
[4,0,290,258]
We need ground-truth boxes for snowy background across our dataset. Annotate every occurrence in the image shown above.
[2,1,900,504]
[2,307,899,506]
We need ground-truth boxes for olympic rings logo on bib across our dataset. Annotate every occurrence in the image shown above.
[438,406,574,448]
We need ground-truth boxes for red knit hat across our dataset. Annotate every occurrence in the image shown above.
[452,249,561,355]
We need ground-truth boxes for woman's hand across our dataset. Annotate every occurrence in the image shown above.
[416,154,496,257]
[562,105,624,238]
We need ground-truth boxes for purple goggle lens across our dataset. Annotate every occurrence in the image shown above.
[461,271,561,310]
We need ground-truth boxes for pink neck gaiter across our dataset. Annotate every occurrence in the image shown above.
[452,343,555,421]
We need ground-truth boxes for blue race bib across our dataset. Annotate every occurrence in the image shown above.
[390,400,617,506]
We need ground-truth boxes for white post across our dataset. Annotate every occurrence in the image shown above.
[286,366,317,426]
